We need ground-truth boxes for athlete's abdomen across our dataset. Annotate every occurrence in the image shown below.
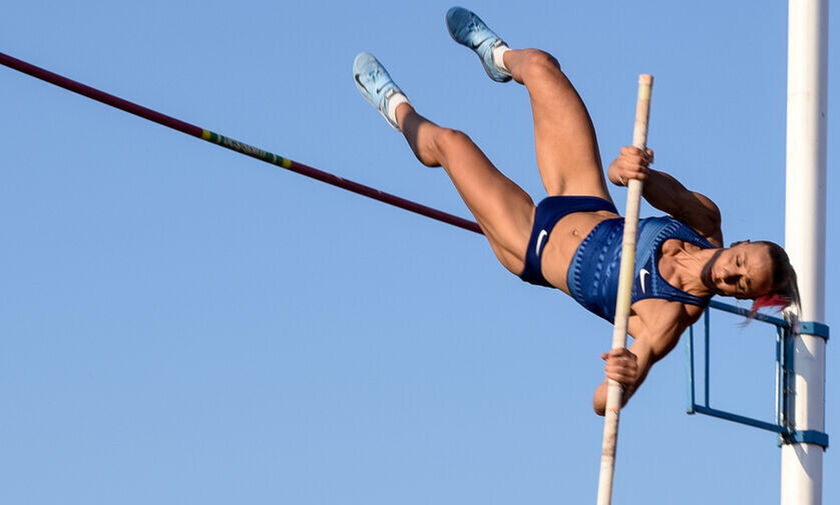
[540,211,620,294]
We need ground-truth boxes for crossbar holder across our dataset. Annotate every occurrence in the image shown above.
[685,301,828,449]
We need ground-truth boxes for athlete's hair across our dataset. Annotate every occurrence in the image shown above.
[745,240,801,318]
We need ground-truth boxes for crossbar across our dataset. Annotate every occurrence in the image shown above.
[0,52,482,235]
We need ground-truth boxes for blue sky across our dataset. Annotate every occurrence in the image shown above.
[1,1,836,504]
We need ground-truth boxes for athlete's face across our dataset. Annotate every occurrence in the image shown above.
[701,242,775,299]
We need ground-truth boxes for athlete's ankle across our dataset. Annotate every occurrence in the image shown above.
[492,43,511,74]
[394,102,414,131]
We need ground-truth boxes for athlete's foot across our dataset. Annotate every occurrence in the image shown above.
[445,7,512,82]
[353,52,411,131]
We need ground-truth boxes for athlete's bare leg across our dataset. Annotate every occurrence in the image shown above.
[502,49,612,202]
[395,104,534,274]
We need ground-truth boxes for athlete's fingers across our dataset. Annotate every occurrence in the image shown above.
[605,359,635,371]
[604,366,636,384]
[609,148,651,187]
[605,363,637,376]
[621,145,647,156]
[627,167,649,181]
[611,347,632,355]
[607,347,636,359]
[603,349,638,380]
[605,359,637,374]
[617,153,650,173]
[618,147,648,170]
[620,151,644,164]
[615,166,644,181]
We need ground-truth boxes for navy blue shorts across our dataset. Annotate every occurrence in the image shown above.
[519,196,618,287]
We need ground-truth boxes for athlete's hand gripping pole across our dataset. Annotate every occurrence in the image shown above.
[596,74,653,505]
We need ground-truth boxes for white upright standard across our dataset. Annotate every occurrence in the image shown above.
[782,1,828,505]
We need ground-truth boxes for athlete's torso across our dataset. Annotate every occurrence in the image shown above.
[540,212,716,324]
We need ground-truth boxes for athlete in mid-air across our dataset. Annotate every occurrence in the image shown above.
[353,7,799,414]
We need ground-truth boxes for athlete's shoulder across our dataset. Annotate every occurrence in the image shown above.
[646,214,720,249]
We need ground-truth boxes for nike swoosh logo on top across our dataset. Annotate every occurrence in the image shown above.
[535,230,548,254]
[640,268,650,294]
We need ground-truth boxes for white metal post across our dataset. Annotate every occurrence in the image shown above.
[782,1,828,505]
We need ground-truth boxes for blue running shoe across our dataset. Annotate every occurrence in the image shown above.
[353,52,409,131]
[446,6,511,82]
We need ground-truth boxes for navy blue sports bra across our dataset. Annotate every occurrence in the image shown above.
[567,216,715,323]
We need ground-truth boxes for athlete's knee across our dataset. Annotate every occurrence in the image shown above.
[432,127,473,159]
[497,249,526,276]
[483,232,526,276]
[518,49,562,79]
[435,127,471,147]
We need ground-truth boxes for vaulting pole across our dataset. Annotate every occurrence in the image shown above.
[0,52,482,235]
[596,74,653,505]
[782,1,828,504]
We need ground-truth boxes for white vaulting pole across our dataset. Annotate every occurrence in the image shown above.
[596,74,653,505]
[782,1,828,504]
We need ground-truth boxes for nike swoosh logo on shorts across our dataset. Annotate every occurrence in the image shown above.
[640,268,650,294]
[536,229,548,255]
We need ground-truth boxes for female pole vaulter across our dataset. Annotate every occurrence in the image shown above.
[353,7,800,414]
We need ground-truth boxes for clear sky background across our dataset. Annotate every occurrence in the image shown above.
[1,1,836,504]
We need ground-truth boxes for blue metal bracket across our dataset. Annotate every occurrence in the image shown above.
[799,321,830,340]
[685,301,829,450]
[791,430,829,448]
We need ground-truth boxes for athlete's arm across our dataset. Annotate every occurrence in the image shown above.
[607,146,723,245]
[592,306,689,416]
[592,340,654,416]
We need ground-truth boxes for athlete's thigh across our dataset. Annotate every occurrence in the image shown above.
[521,51,611,200]
[435,128,535,273]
